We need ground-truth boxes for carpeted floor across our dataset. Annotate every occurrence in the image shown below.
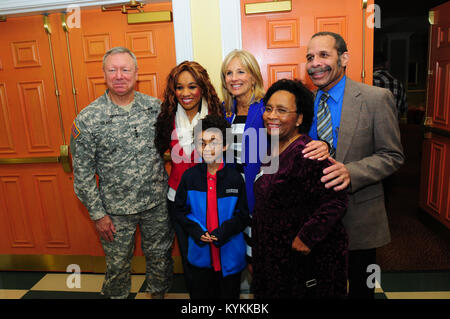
[377,124,450,271]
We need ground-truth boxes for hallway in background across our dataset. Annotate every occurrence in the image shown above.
[377,123,450,271]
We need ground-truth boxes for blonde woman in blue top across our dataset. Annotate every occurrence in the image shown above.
[221,50,265,216]
[221,50,266,269]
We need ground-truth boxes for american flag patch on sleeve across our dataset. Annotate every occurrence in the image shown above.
[71,122,80,139]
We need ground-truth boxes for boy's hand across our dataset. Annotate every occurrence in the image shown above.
[200,232,218,243]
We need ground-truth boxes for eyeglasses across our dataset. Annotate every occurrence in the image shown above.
[196,140,223,148]
[264,106,298,116]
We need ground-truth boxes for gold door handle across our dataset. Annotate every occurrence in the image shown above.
[61,13,79,115]
[43,14,67,145]
[0,145,72,173]
[361,0,368,82]
[59,145,72,173]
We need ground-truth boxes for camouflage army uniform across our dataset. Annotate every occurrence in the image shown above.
[70,91,174,299]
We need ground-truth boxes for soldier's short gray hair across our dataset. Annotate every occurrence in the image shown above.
[102,47,138,70]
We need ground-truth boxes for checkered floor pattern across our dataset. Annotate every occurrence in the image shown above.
[1,271,450,299]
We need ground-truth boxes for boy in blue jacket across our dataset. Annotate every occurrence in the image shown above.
[174,114,250,299]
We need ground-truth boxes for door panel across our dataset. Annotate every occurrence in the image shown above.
[241,0,374,90]
[0,165,94,255]
[0,174,36,250]
[0,2,178,262]
[17,81,55,152]
[420,2,450,229]
[0,83,15,154]
[431,60,449,127]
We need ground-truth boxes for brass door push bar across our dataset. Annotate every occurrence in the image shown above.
[0,145,72,173]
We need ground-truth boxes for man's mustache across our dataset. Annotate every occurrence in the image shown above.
[307,66,331,75]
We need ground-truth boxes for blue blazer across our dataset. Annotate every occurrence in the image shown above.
[224,99,266,213]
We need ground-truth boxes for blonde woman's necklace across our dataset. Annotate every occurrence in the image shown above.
[237,92,255,115]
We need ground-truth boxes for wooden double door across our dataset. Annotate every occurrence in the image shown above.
[0,3,176,262]
[419,2,450,229]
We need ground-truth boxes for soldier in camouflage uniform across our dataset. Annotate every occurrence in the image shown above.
[70,47,174,299]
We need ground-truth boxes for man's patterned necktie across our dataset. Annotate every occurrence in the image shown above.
[317,92,335,157]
